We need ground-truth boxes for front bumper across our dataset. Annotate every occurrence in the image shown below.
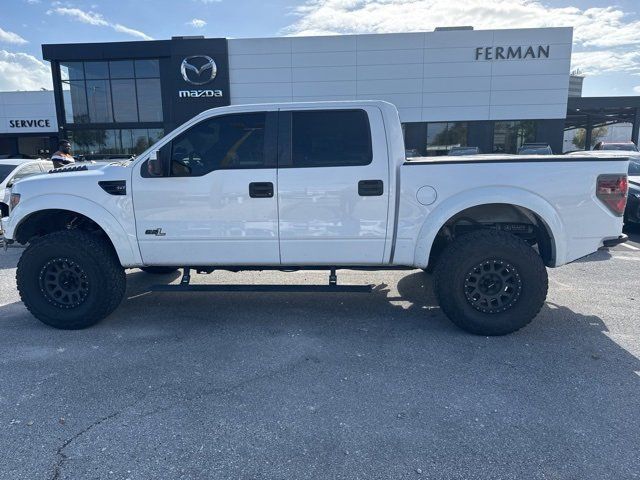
[0,216,12,250]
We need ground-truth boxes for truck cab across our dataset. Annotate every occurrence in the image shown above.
[134,103,394,266]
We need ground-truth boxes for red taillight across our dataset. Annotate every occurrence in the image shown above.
[596,174,628,216]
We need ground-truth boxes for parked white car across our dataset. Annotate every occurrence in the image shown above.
[0,159,53,217]
[1,101,630,335]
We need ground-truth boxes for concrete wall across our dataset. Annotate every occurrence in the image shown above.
[228,27,573,123]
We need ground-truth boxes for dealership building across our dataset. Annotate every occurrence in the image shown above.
[1,26,639,158]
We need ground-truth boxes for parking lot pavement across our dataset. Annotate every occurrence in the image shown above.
[1,236,639,480]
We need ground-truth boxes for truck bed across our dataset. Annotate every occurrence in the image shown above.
[394,155,629,268]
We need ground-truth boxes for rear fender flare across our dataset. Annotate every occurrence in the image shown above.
[413,186,566,268]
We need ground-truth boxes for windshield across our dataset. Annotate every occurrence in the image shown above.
[602,143,638,151]
[629,159,640,176]
[0,165,15,184]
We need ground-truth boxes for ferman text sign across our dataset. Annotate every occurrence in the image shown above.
[475,45,550,61]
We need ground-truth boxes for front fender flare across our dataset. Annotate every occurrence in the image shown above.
[6,194,141,266]
[413,186,567,268]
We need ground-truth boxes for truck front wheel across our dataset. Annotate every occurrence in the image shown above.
[433,230,548,336]
[16,230,126,329]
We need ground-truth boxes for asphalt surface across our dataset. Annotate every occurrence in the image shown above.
[1,227,639,480]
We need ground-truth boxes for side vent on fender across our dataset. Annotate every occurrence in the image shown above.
[99,180,127,196]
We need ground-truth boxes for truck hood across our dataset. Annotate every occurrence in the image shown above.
[10,162,131,198]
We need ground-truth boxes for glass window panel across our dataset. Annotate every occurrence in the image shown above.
[291,110,372,167]
[135,59,160,78]
[402,122,428,157]
[132,129,151,154]
[103,129,119,153]
[111,79,138,122]
[68,130,108,155]
[84,61,109,80]
[425,122,468,156]
[425,122,447,156]
[445,122,468,147]
[86,80,113,123]
[148,128,164,145]
[109,60,134,79]
[63,81,89,124]
[120,129,134,153]
[60,62,84,81]
[493,121,535,153]
[136,78,163,122]
[170,113,266,176]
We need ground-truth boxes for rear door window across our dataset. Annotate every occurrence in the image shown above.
[288,110,372,168]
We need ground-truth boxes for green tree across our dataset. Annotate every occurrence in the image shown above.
[572,126,608,149]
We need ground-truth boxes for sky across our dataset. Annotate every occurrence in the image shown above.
[1,0,640,96]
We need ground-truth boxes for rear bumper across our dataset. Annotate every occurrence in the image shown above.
[601,234,628,248]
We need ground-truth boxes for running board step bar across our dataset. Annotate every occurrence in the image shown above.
[150,284,372,293]
[150,266,372,293]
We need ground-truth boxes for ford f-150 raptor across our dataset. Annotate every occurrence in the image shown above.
[0,101,629,335]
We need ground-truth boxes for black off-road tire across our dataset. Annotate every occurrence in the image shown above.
[16,230,126,329]
[433,230,548,336]
[140,266,179,275]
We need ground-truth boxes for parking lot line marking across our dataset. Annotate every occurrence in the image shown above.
[611,254,640,261]
[550,278,571,288]
[620,243,640,251]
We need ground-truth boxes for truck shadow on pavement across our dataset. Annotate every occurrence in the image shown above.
[1,269,639,479]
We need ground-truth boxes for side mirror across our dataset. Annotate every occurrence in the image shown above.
[147,150,164,177]
[6,181,13,188]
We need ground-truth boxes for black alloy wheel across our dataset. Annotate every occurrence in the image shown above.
[39,258,90,309]
[463,259,522,314]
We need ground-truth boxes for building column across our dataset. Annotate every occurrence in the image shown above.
[584,115,592,150]
[632,108,640,146]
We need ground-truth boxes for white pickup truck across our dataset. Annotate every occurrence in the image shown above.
[1,101,629,335]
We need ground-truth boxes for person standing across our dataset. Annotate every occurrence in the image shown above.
[51,140,75,168]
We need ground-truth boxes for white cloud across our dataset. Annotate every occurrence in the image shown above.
[0,27,28,45]
[48,7,153,40]
[187,18,207,28]
[571,50,640,76]
[113,24,153,41]
[48,7,108,26]
[284,0,640,77]
[0,50,52,91]
[25,0,41,4]
[196,0,222,3]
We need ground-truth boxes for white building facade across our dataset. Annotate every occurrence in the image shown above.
[37,27,577,156]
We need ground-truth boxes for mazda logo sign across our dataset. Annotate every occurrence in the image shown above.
[180,55,217,85]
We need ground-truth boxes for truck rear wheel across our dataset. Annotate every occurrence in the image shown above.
[433,230,548,336]
[16,230,126,329]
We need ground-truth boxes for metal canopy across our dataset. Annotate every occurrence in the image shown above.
[565,96,640,148]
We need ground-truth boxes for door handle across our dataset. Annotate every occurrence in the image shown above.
[358,179,384,196]
[249,182,274,198]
